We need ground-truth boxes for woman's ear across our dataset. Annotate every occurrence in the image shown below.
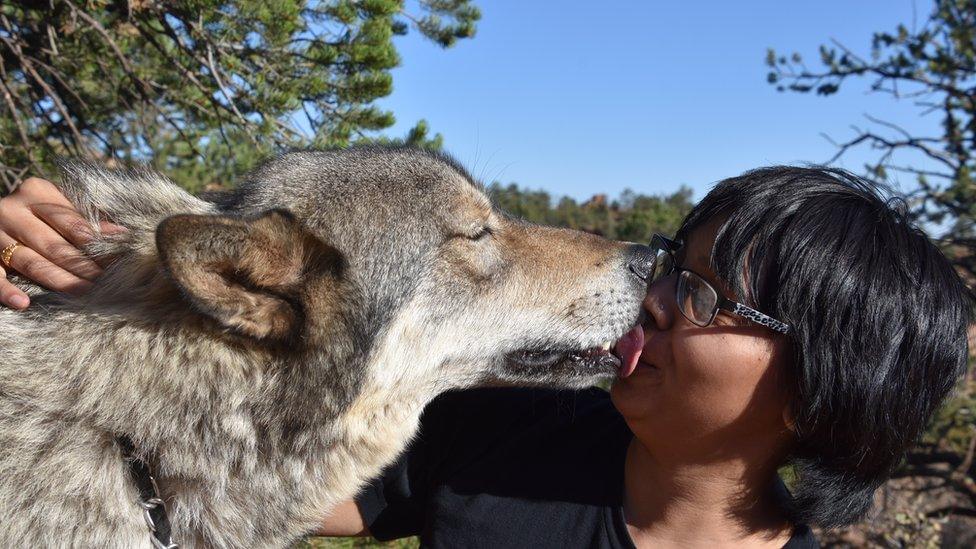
[782,403,798,435]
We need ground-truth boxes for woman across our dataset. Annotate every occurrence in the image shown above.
[0,166,969,548]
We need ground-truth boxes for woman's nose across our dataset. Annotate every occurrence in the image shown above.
[643,275,675,331]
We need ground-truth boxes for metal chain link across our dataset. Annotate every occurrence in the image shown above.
[135,468,179,549]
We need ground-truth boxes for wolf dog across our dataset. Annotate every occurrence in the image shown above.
[0,147,651,547]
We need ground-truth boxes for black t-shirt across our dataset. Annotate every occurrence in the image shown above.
[356,387,818,548]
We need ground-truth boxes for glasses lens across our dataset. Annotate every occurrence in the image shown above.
[649,236,674,284]
[676,271,719,326]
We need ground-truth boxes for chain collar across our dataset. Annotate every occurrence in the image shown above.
[118,436,179,549]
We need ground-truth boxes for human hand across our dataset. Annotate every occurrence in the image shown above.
[0,177,124,309]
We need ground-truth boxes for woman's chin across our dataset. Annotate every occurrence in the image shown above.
[610,363,665,415]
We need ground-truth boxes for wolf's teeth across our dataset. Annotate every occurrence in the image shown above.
[600,341,611,351]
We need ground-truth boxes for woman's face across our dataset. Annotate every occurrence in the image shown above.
[610,217,794,458]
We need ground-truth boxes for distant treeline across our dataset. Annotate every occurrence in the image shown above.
[487,182,694,242]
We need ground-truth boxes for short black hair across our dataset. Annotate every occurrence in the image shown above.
[677,166,972,528]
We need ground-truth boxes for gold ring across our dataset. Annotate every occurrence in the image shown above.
[1,242,21,268]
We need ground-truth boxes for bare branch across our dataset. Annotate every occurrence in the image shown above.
[881,164,955,180]
[61,3,154,98]
[0,18,87,154]
[0,57,36,169]
[204,43,257,145]
[824,127,960,172]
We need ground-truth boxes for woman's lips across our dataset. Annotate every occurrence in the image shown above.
[613,325,644,378]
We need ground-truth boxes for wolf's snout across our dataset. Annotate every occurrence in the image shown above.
[626,244,656,282]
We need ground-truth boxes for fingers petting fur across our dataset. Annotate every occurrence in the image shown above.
[156,209,337,341]
[53,159,216,268]
[55,158,215,236]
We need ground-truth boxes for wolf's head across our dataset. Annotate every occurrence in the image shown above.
[57,148,650,401]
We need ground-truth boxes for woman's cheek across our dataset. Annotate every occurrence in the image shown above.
[672,332,782,427]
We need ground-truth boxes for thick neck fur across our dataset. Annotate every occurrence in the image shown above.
[0,251,440,547]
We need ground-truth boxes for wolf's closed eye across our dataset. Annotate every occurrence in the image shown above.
[470,226,493,241]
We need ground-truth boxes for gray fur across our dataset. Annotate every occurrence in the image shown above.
[0,147,646,547]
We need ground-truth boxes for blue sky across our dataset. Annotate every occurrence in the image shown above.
[376,0,941,202]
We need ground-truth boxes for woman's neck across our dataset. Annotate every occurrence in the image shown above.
[622,437,793,548]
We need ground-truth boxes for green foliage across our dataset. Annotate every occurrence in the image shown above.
[365,118,443,150]
[923,378,976,455]
[297,535,419,548]
[0,0,479,190]
[487,182,694,239]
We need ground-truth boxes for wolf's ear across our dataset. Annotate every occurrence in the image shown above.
[156,210,336,341]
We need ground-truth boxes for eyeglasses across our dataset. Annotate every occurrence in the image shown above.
[644,234,791,334]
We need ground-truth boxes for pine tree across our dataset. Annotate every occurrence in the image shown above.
[0,0,480,191]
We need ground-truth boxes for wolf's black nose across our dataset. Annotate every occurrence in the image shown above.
[627,244,656,282]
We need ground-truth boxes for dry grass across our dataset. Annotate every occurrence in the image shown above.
[295,536,419,548]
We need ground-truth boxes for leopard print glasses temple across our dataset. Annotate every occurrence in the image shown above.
[649,234,792,335]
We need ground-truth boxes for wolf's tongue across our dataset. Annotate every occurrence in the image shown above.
[614,325,644,379]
